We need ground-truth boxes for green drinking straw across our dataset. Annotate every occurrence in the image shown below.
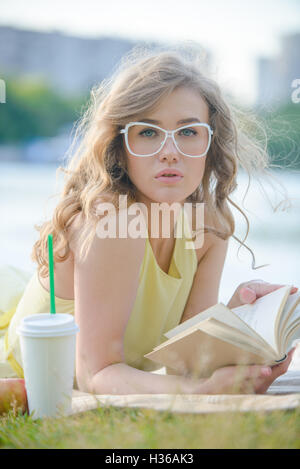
[48,234,56,315]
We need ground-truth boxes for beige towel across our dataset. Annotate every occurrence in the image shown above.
[71,370,300,415]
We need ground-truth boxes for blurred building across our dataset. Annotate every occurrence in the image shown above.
[0,26,142,96]
[0,26,212,97]
[256,32,300,108]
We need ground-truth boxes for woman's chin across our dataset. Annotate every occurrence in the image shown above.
[135,188,189,207]
[150,191,187,206]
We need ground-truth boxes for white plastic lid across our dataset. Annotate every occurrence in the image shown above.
[17,313,79,338]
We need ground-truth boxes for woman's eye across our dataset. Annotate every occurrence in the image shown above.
[140,129,156,137]
[179,128,196,136]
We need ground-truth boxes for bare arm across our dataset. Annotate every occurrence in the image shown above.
[180,234,229,324]
[73,212,207,395]
[89,363,206,395]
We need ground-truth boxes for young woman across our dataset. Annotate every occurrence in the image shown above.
[0,47,297,414]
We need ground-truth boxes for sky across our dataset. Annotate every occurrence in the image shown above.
[1,0,300,105]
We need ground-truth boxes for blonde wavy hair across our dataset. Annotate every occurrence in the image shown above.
[32,43,288,278]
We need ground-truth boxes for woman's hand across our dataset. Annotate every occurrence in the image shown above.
[227,279,298,310]
[202,347,295,394]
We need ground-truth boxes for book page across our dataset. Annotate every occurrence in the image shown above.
[286,305,300,330]
[278,292,300,333]
[196,318,276,360]
[231,286,291,352]
[283,306,300,351]
[156,313,273,357]
[165,303,266,344]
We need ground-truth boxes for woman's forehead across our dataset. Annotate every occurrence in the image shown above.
[135,88,209,124]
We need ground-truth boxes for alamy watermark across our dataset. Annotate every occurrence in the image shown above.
[0,79,6,103]
[291,79,300,103]
[95,195,205,250]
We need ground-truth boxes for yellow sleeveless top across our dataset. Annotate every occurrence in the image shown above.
[0,206,197,378]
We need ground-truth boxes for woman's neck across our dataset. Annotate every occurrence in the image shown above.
[135,195,184,242]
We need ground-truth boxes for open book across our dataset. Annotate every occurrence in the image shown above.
[144,285,300,378]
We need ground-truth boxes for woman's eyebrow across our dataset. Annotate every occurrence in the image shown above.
[139,117,202,125]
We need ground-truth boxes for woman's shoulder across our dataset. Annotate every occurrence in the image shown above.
[67,207,146,262]
[190,203,231,263]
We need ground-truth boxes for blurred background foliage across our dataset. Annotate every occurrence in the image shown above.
[0,77,86,143]
[263,103,300,169]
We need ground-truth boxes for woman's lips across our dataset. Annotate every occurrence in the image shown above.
[155,175,183,184]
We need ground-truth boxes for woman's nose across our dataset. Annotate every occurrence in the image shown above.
[158,136,180,161]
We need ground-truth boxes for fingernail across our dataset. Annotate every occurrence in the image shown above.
[261,367,272,377]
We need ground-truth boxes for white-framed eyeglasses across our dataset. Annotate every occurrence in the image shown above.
[119,121,214,158]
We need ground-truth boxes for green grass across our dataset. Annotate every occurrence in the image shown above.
[0,405,300,449]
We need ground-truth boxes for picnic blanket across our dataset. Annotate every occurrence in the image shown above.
[71,369,300,415]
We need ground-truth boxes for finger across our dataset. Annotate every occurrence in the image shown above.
[237,365,271,380]
[251,350,295,394]
[253,283,298,297]
[287,347,296,359]
[274,348,295,369]
[242,280,298,294]
[238,284,281,304]
[242,367,271,393]
[270,350,294,379]
[239,282,292,304]
[249,283,285,298]
[239,287,257,304]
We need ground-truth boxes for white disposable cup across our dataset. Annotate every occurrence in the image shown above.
[17,313,79,419]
